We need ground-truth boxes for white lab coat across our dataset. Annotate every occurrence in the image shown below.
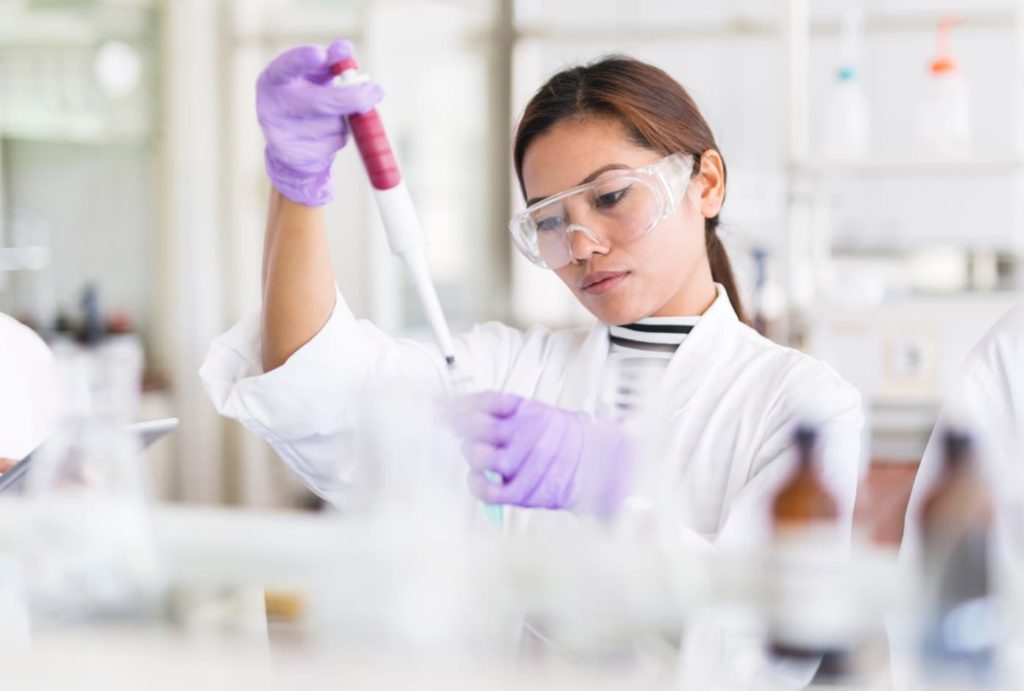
[894,302,1024,690]
[200,282,864,687]
[0,313,56,461]
[0,313,52,647]
[902,301,1024,553]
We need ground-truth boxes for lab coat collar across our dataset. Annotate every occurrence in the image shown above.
[558,284,741,415]
[658,283,740,412]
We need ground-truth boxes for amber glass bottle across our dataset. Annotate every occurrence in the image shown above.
[768,426,853,677]
[772,427,839,528]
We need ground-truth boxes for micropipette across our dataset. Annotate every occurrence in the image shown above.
[330,53,503,526]
[330,55,457,373]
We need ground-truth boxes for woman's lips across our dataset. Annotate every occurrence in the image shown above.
[581,271,629,295]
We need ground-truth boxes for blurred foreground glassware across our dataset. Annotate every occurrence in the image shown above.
[915,428,996,687]
[22,334,162,624]
[767,425,860,681]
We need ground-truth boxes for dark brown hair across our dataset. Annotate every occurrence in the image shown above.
[512,56,747,323]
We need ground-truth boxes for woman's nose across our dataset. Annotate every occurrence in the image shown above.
[567,224,609,263]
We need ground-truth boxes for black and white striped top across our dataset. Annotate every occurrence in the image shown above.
[604,316,700,421]
[608,316,699,360]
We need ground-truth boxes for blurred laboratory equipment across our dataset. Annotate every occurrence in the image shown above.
[750,247,786,341]
[914,428,997,685]
[767,425,859,681]
[0,210,53,326]
[918,15,971,158]
[1,211,55,331]
[20,283,160,624]
[348,382,469,528]
[598,355,676,538]
[93,41,142,100]
[824,7,870,161]
[312,381,512,657]
[908,245,970,294]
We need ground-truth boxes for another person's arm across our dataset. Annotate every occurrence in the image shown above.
[0,313,57,463]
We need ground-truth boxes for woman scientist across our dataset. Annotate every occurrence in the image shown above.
[201,40,863,548]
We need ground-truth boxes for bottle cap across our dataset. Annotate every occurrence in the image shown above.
[929,15,962,75]
[929,57,959,74]
[943,427,972,462]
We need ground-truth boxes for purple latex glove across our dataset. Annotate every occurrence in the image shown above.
[256,39,383,207]
[449,392,633,516]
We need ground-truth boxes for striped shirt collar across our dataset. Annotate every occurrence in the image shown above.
[608,315,700,354]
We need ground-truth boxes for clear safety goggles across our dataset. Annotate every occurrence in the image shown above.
[509,153,695,269]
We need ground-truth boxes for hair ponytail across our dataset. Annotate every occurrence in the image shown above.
[704,217,747,324]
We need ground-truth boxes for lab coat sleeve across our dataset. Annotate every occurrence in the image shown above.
[677,357,864,691]
[199,286,527,504]
[901,302,1024,569]
[0,314,56,461]
[891,304,1024,691]
[719,356,865,550]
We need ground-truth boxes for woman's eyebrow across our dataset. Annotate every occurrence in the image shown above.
[526,163,630,207]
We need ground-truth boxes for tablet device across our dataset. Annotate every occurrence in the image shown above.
[0,417,178,495]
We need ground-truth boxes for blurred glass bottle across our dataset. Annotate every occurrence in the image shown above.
[22,305,161,623]
[767,426,858,680]
[916,428,996,684]
[750,248,786,341]
[824,7,871,161]
[918,16,971,158]
[598,355,671,535]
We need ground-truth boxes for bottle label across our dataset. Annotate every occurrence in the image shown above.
[768,523,858,650]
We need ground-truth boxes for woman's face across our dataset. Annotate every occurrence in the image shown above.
[520,117,724,325]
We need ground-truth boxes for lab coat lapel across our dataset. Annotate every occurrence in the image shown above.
[657,284,740,414]
[557,322,610,413]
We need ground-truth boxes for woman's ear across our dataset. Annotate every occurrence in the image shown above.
[696,149,726,219]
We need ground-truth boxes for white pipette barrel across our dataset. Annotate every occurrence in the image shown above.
[331,54,502,526]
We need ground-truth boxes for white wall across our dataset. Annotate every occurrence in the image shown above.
[1,140,155,338]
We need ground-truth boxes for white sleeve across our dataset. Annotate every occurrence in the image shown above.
[199,286,527,504]
[893,306,1024,691]
[0,314,56,461]
[901,304,1024,570]
[718,358,865,550]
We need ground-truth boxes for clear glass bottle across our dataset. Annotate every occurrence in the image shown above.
[918,16,971,157]
[824,8,870,161]
[23,337,162,624]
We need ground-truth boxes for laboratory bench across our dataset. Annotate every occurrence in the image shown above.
[0,499,1017,690]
